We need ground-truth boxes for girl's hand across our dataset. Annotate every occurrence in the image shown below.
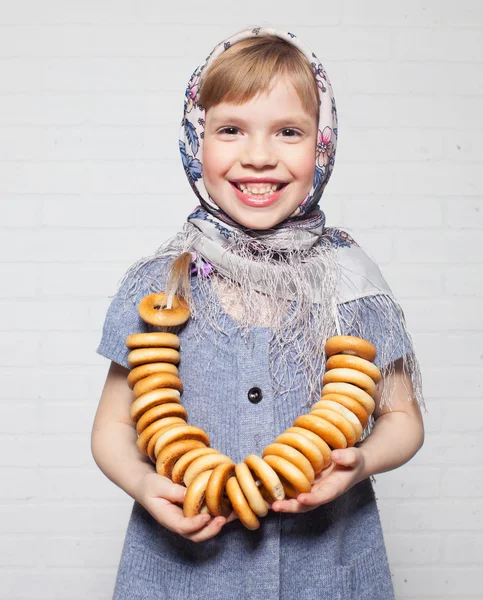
[137,472,238,543]
[270,447,367,513]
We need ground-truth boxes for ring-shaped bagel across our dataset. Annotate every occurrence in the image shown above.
[284,427,332,468]
[262,443,315,484]
[138,293,191,327]
[136,417,186,457]
[325,335,377,362]
[183,469,213,518]
[183,453,234,488]
[310,408,357,447]
[156,439,207,478]
[274,432,324,474]
[205,463,236,517]
[225,476,260,530]
[126,332,180,350]
[128,347,180,368]
[244,454,285,502]
[311,400,363,440]
[136,403,188,435]
[263,455,312,496]
[322,382,376,415]
[326,354,381,384]
[322,368,376,397]
[133,372,183,398]
[146,420,189,462]
[293,414,348,450]
[320,393,369,429]
[171,448,218,485]
[127,362,179,389]
[130,388,181,422]
[153,424,210,460]
[234,463,269,517]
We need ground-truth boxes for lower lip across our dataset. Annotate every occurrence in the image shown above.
[230,182,287,208]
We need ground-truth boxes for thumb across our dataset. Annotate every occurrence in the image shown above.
[331,448,357,467]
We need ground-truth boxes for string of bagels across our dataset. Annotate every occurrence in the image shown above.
[126,291,381,530]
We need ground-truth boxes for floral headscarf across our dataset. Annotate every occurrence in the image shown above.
[179,26,338,232]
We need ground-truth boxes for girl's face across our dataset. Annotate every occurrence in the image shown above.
[203,75,318,230]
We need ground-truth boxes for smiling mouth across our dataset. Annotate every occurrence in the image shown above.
[231,182,287,196]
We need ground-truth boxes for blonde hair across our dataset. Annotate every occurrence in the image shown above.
[199,34,320,122]
[167,36,321,299]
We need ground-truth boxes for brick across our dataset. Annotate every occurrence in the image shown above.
[0,536,43,567]
[422,366,482,398]
[0,502,131,535]
[392,28,483,62]
[41,402,99,434]
[411,332,483,365]
[384,533,442,565]
[0,265,38,296]
[40,468,127,501]
[442,401,483,432]
[410,432,480,465]
[40,263,127,298]
[442,468,483,497]
[0,436,94,468]
[392,567,480,597]
[441,0,483,26]
[43,536,123,567]
[0,402,40,434]
[443,533,483,565]
[2,468,42,500]
[446,198,483,229]
[444,266,483,296]
[375,466,441,499]
[1,195,40,226]
[397,298,483,331]
[41,331,106,364]
[377,499,483,532]
[0,300,89,331]
[0,332,40,365]
[381,264,443,298]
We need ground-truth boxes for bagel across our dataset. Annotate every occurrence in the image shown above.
[274,432,324,474]
[322,368,376,397]
[234,462,269,517]
[284,427,332,468]
[244,454,285,502]
[205,463,235,517]
[183,453,234,487]
[126,332,180,350]
[293,414,348,450]
[326,354,381,384]
[136,417,186,457]
[156,439,207,478]
[133,372,183,398]
[225,476,260,530]
[127,347,180,368]
[263,455,312,496]
[171,447,219,485]
[130,388,181,423]
[138,293,191,327]
[146,420,189,462]
[136,403,188,435]
[322,382,375,414]
[183,469,213,517]
[316,393,369,429]
[262,443,315,484]
[311,400,363,440]
[127,362,179,389]
[153,424,210,460]
[325,335,376,362]
[310,408,357,447]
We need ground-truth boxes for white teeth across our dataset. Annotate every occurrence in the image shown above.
[237,183,280,195]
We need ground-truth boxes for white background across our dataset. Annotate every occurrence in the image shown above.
[1,1,482,598]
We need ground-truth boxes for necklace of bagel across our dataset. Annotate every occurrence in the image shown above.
[125,292,381,530]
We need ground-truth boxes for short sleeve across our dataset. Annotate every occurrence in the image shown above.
[96,260,169,369]
[337,294,413,371]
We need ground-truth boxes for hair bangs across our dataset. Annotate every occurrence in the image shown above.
[198,35,320,123]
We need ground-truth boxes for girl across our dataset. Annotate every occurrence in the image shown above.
[92,27,425,600]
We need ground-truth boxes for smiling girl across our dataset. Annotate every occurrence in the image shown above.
[92,27,425,600]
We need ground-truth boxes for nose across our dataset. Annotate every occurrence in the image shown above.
[240,134,277,169]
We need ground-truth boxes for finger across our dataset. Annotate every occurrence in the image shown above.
[297,481,339,506]
[159,503,212,535]
[156,478,188,504]
[331,448,358,467]
[271,498,308,513]
[184,516,227,542]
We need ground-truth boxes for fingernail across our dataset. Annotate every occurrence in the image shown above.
[332,451,342,460]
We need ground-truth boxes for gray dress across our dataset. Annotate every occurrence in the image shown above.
[97,258,402,600]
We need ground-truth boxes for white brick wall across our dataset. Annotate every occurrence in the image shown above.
[1,1,481,598]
